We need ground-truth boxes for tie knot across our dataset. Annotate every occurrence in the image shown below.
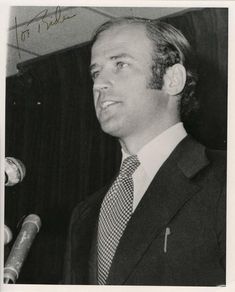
[119,155,140,177]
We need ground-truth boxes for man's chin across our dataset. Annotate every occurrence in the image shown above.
[100,122,122,138]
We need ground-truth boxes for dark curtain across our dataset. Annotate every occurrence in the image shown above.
[5,8,227,284]
[164,8,228,149]
[5,45,121,283]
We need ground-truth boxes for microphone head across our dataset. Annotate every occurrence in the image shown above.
[5,157,26,186]
[4,225,13,245]
[22,214,42,232]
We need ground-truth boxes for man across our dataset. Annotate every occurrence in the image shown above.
[63,17,226,286]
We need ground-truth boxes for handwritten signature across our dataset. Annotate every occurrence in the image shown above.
[14,6,77,58]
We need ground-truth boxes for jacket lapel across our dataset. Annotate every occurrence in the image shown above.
[70,184,110,284]
[107,136,210,284]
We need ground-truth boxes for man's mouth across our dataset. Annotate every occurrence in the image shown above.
[100,100,119,110]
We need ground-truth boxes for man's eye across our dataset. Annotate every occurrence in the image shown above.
[116,62,128,69]
[91,71,99,80]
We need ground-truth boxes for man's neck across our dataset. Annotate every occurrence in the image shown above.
[119,119,181,155]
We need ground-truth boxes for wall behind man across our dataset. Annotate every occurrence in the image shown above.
[163,8,228,150]
[5,7,227,284]
[5,43,121,283]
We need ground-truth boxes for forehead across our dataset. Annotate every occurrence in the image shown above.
[91,24,153,64]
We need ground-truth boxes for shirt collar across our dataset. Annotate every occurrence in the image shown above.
[121,122,187,179]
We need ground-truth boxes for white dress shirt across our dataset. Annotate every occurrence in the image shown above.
[121,122,187,212]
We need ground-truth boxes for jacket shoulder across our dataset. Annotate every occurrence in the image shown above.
[205,148,227,183]
[206,148,226,164]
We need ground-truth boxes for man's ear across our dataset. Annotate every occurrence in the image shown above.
[163,64,186,96]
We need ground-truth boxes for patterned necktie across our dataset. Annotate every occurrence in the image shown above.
[97,155,140,285]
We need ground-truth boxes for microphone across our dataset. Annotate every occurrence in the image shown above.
[4,214,41,284]
[5,157,26,186]
[4,224,13,245]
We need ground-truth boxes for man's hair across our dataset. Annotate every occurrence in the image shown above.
[91,17,199,122]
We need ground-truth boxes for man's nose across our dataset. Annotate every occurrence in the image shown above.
[93,82,110,92]
[93,70,113,92]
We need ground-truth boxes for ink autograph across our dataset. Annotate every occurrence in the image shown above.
[14,6,77,58]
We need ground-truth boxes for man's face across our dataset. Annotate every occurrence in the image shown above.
[90,24,168,141]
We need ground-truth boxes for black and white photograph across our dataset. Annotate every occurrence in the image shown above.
[1,1,234,291]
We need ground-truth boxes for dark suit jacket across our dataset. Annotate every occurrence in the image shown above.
[63,136,226,286]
